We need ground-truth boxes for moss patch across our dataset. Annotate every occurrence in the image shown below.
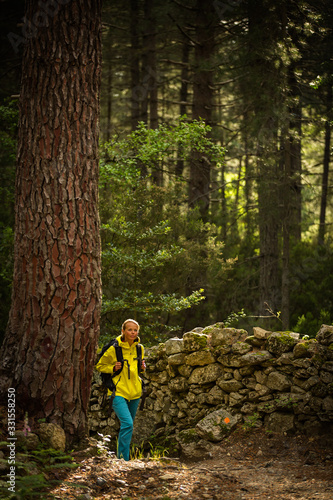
[178,429,200,444]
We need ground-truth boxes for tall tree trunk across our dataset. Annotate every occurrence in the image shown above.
[257,151,281,316]
[318,84,332,245]
[280,65,302,328]
[176,40,190,178]
[247,0,282,316]
[105,29,113,142]
[130,0,141,131]
[287,65,302,242]
[280,125,291,330]
[243,128,253,244]
[0,0,102,445]
[189,0,215,221]
[143,0,161,184]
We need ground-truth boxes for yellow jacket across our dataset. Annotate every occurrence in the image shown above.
[95,335,144,401]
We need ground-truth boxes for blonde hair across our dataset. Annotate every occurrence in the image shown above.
[121,318,140,332]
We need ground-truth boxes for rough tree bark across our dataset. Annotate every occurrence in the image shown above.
[0,0,102,445]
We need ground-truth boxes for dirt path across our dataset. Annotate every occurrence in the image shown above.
[50,429,333,500]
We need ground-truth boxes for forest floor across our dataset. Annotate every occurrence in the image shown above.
[47,428,333,500]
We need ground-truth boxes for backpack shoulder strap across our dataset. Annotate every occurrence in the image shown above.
[110,338,124,376]
[136,343,143,373]
[113,338,123,363]
[136,343,146,411]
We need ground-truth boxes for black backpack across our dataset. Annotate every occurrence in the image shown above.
[96,338,146,415]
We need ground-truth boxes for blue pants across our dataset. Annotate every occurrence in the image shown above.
[112,396,140,461]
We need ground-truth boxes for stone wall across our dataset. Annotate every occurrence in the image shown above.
[88,324,333,459]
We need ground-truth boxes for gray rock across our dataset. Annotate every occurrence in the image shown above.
[217,378,244,393]
[183,331,208,352]
[196,409,239,442]
[316,324,333,345]
[185,350,216,366]
[266,371,291,391]
[169,376,189,392]
[168,353,186,365]
[208,327,248,350]
[188,363,222,384]
[266,332,299,356]
[240,350,273,366]
[232,342,252,355]
[165,338,184,355]
[253,327,272,340]
[264,412,295,433]
[38,422,66,452]
[293,340,317,359]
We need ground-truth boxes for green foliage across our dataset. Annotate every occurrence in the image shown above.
[101,117,224,176]
[0,100,17,346]
[224,309,247,327]
[290,242,333,336]
[99,119,230,344]
[0,447,79,500]
[242,413,261,431]
[130,441,169,460]
[294,310,332,339]
[96,433,114,457]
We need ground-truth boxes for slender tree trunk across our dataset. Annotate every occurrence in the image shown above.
[220,160,227,241]
[243,128,253,243]
[189,0,215,221]
[286,64,302,241]
[280,65,302,328]
[281,219,290,330]
[176,40,190,178]
[130,0,141,131]
[280,125,291,329]
[257,151,281,316]
[247,0,282,316]
[143,0,161,184]
[106,31,113,142]
[0,0,102,445]
[319,84,332,245]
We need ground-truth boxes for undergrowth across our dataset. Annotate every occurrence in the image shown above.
[0,446,79,500]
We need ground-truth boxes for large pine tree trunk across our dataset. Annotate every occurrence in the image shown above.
[0,0,102,444]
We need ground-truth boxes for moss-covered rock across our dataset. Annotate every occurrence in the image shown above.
[185,350,216,366]
[188,363,222,384]
[293,339,317,359]
[266,332,299,356]
[208,327,248,351]
[183,331,208,352]
[316,324,333,346]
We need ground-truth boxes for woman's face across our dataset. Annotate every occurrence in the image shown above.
[122,321,139,345]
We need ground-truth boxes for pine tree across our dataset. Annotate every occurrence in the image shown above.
[0,0,103,444]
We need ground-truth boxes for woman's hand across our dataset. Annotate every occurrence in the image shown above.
[114,361,122,371]
[141,360,146,371]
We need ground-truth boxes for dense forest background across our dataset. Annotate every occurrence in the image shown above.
[0,0,332,346]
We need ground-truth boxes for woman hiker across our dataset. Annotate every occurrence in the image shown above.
[96,319,146,461]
